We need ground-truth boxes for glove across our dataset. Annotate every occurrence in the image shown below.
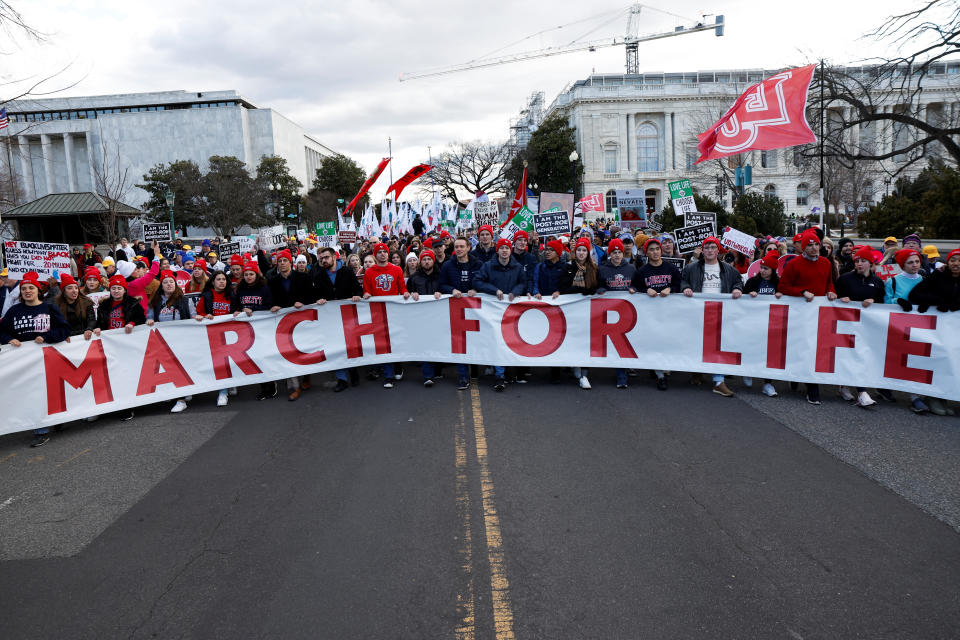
[896,298,912,312]
[937,305,950,313]
[918,304,930,313]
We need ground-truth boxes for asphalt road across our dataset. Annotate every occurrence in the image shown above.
[1,369,959,639]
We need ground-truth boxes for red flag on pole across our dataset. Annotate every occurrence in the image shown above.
[385,163,432,200]
[344,158,391,214]
[696,64,816,164]
[500,167,527,228]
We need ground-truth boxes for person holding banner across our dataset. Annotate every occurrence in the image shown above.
[633,237,681,391]
[473,238,527,391]
[81,267,106,295]
[561,238,600,390]
[195,271,240,406]
[597,238,636,389]
[406,249,444,387]
[91,275,146,421]
[53,273,97,340]
[267,249,318,401]
[510,231,537,296]
[777,230,838,405]
[439,236,484,390]
[145,271,196,413]
[681,236,744,397]
[363,242,410,389]
[313,246,363,393]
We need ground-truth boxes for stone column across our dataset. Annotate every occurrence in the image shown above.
[664,112,673,172]
[85,133,97,192]
[40,134,55,195]
[63,133,78,192]
[626,113,635,172]
[17,135,35,200]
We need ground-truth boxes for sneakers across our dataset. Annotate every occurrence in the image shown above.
[656,377,668,391]
[394,366,404,381]
[300,378,311,391]
[120,409,135,421]
[493,379,505,392]
[257,384,277,401]
[927,398,948,416]
[911,398,930,414]
[457,378,470,390]
[170,400,188,413]
[857,391,877,407]
[366,369,380,380]
[761,383,778,397]
[838,386,855,402]
[227,387,238,396]
[383,381,394,389]
[712,382,734,397]
[334,379,349,392]
[30,434,50,448]
[184,395,193,402]
[579,376,591,390]
[806,391,822,405]
[515,378,527,384]
[217,390,229,406]
[742,377,753,388]
[423,379,434,387]
[617,382,628,389]
[288,388,301,402]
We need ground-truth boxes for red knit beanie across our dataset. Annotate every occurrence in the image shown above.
[20,271,43,289]
[229,254,244,266]
[423,238,434,248]
[108,275,127,289]
[83,267,101,281]
[243,261,260,274]
[893,249,920,268]
[946,248,960,262]
[701,236,721,250]
[59,273,78,288]
[513,230,529,243]
[496,238,513,251]
[478,224,494,236]
[276,249,293,264]
[854,246,876,264]
[372,242,389,255]
[607,238,625,253]
[546,240,564,257]
[159,269,176,282]
[419,249,436,262]
[761,251,780,269]
[800,230,820,249]
[643,238,661,254]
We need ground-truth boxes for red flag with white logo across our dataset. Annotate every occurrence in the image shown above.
[345,158,391,215]
[696,64,816,164]
[500,168,527,228]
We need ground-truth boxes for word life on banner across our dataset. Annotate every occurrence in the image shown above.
[674,222,716,254]
[534,210,571,237]
[3,241,71,279]
[142,223,172,243]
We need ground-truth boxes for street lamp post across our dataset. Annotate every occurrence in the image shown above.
[164,188,175,239]
[568,150,579,203]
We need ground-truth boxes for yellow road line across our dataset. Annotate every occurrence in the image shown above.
[56,448,91,468]
[0,453,16,464]
[469,386,516,640]
[455,402,476,640]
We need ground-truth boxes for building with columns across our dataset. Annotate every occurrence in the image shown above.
[1,90,336,209]
[545,62,960,219]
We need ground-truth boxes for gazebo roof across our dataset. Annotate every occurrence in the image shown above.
[3,192,141,219]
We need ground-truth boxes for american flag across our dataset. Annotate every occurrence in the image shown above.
[0,108,8,130]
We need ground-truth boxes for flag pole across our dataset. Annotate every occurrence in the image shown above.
[819,59,826,235]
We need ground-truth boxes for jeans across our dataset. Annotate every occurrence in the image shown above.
[616,369,628,386]
[712,374,725,385]
[335,369,348,382]
[383,363,394,379]
[422,362,434,379]
[494,365,505,379]
[457,364,469,380]
[34,427,49,435]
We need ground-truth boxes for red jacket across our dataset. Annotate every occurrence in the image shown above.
[778,255,835,297]
[363,264,408,296]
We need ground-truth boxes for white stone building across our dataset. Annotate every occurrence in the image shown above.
[1,90,336,208]
[545,63,960,220]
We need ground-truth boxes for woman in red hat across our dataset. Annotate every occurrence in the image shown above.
[561,237,599,390]
[196,271,240,407]
[234,261,278,401]
[53,273,97,340]
[0,271,72,447]
[146,270,195,413]
[835,246,885,407]
[743,251,783,398]
[95,275,146,334]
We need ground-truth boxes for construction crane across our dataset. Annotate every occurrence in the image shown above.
[399,4,724,82]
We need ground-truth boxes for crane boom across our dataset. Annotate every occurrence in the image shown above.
[399,14,724,82]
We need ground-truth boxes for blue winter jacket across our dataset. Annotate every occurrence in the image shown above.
[532,259,566,296]
[439,255,484,294]
[473,256,527,297]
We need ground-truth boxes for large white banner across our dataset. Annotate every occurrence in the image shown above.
[2,294,959,434]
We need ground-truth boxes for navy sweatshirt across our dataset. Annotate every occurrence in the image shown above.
[0,301,70,345]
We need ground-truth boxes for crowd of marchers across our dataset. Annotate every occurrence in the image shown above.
[2,220,959,448]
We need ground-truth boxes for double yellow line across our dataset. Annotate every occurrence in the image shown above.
[455,386,516,640]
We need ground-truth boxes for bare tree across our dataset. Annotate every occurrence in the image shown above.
[423,140,511,202]
[84,126,134,247]
[808,3,960,175]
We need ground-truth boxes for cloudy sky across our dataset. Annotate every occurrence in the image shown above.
[5,0,930,198]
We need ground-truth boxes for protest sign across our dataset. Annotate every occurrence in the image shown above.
[142,222,172,243]
[721,226,758,256]
[573,216,584,230]
[3,241,71,279]
[258,225,286,251]
[684,211,717,235]
[673,222,716,254]
[5,294,960,434]
[540,193,574,227]
[473,201,500,228]
[218,242,241,262]
[668,179,697,216]
[645,219,663,232]
[235,236,256,254]
[875,263,902,281]
[534,210,571,237]
[338,230,357,245]
[296,229,307,242]
[315,221,336,247]
[662,257,685,270]
[286,225,298,238]
[616,189,647,229]
[499,206,535,240]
